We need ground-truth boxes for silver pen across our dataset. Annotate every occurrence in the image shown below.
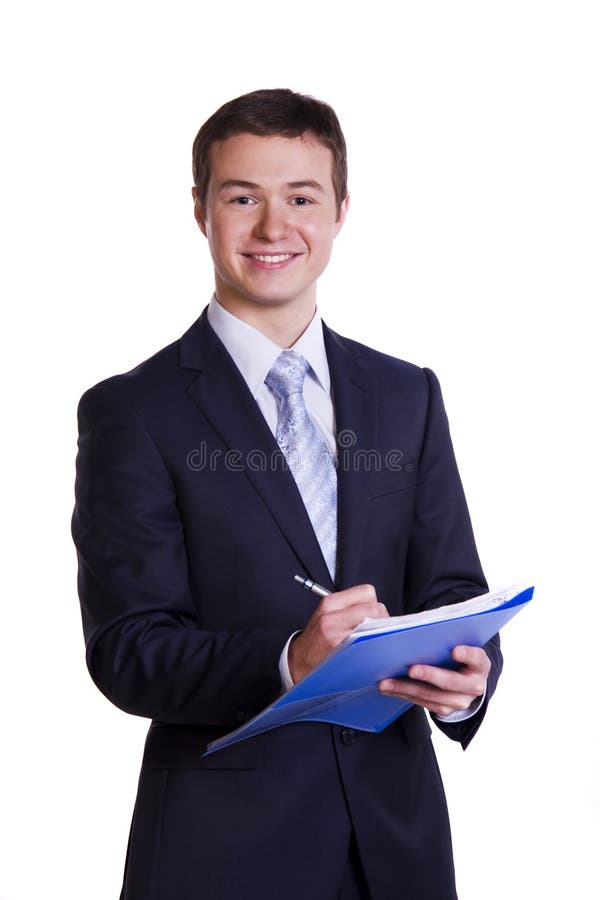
[293,574,332,598]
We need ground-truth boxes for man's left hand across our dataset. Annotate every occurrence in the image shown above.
[378,645,491,718]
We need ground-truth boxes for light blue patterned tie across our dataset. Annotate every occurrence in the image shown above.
[265,350,337,580]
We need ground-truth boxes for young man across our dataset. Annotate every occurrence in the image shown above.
[73,89,501,900]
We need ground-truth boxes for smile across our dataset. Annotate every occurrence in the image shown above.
[250,253,296,263]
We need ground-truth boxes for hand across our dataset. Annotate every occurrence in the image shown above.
[289,584,388,683]
[378,645,491,718]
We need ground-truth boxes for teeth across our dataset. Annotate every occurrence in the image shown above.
[251,254,294,263]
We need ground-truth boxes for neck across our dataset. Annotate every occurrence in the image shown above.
[214,290,317,348]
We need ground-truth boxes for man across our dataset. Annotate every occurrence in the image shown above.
[72,89,501,900]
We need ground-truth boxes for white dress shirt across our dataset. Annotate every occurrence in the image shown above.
[207,295,484,721]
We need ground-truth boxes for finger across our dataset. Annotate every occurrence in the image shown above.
[321,583,378,613]
[378,678,477,715]
[406,663,487,699]
[319,602,384,639]
[452,645,491,673]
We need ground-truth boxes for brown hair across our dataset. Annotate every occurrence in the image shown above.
[192,89,348,217]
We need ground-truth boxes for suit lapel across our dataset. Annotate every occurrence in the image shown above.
[179,311,333,589]
[323,324,379,590]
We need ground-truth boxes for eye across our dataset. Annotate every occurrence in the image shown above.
[292,197,312,206]
[231,196,255,205]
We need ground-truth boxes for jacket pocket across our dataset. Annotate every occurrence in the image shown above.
[142,722,264,770]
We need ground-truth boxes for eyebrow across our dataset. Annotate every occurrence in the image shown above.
[217,179,326,193]
[287,180,326,193]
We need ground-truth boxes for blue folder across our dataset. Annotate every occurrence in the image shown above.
[205,585,533,756]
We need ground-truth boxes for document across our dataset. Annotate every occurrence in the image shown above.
[204,584,533,756]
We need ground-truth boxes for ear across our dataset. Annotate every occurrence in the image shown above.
[333,193,350,237]
[191,186,208,237]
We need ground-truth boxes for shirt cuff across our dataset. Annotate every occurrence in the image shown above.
[278,631,302,692]
[433,688,486,723]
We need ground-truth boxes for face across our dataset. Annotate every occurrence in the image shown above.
[193,132,348,317]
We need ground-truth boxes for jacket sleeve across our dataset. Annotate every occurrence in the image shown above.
[404,368,503,749]
[72,384,288,728]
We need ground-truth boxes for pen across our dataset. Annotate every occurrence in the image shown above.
[293,574,332,598]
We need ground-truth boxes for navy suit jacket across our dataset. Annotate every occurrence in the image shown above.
[72,310,502,900]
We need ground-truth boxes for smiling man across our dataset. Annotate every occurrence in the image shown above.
[73,89,501,900]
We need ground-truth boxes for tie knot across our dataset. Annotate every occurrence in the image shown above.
[265,351,310,399]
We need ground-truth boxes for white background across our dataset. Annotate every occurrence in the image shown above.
[1,1,599,898]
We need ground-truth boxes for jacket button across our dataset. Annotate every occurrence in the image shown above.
[340,728,357,745]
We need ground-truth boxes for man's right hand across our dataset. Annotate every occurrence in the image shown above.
[288,584,388,684]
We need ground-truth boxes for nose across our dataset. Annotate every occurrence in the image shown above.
[253,201,290,243]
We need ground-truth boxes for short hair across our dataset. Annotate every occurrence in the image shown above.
[192,88,348,217]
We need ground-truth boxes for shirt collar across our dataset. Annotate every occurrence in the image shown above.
[207,295,330,398]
